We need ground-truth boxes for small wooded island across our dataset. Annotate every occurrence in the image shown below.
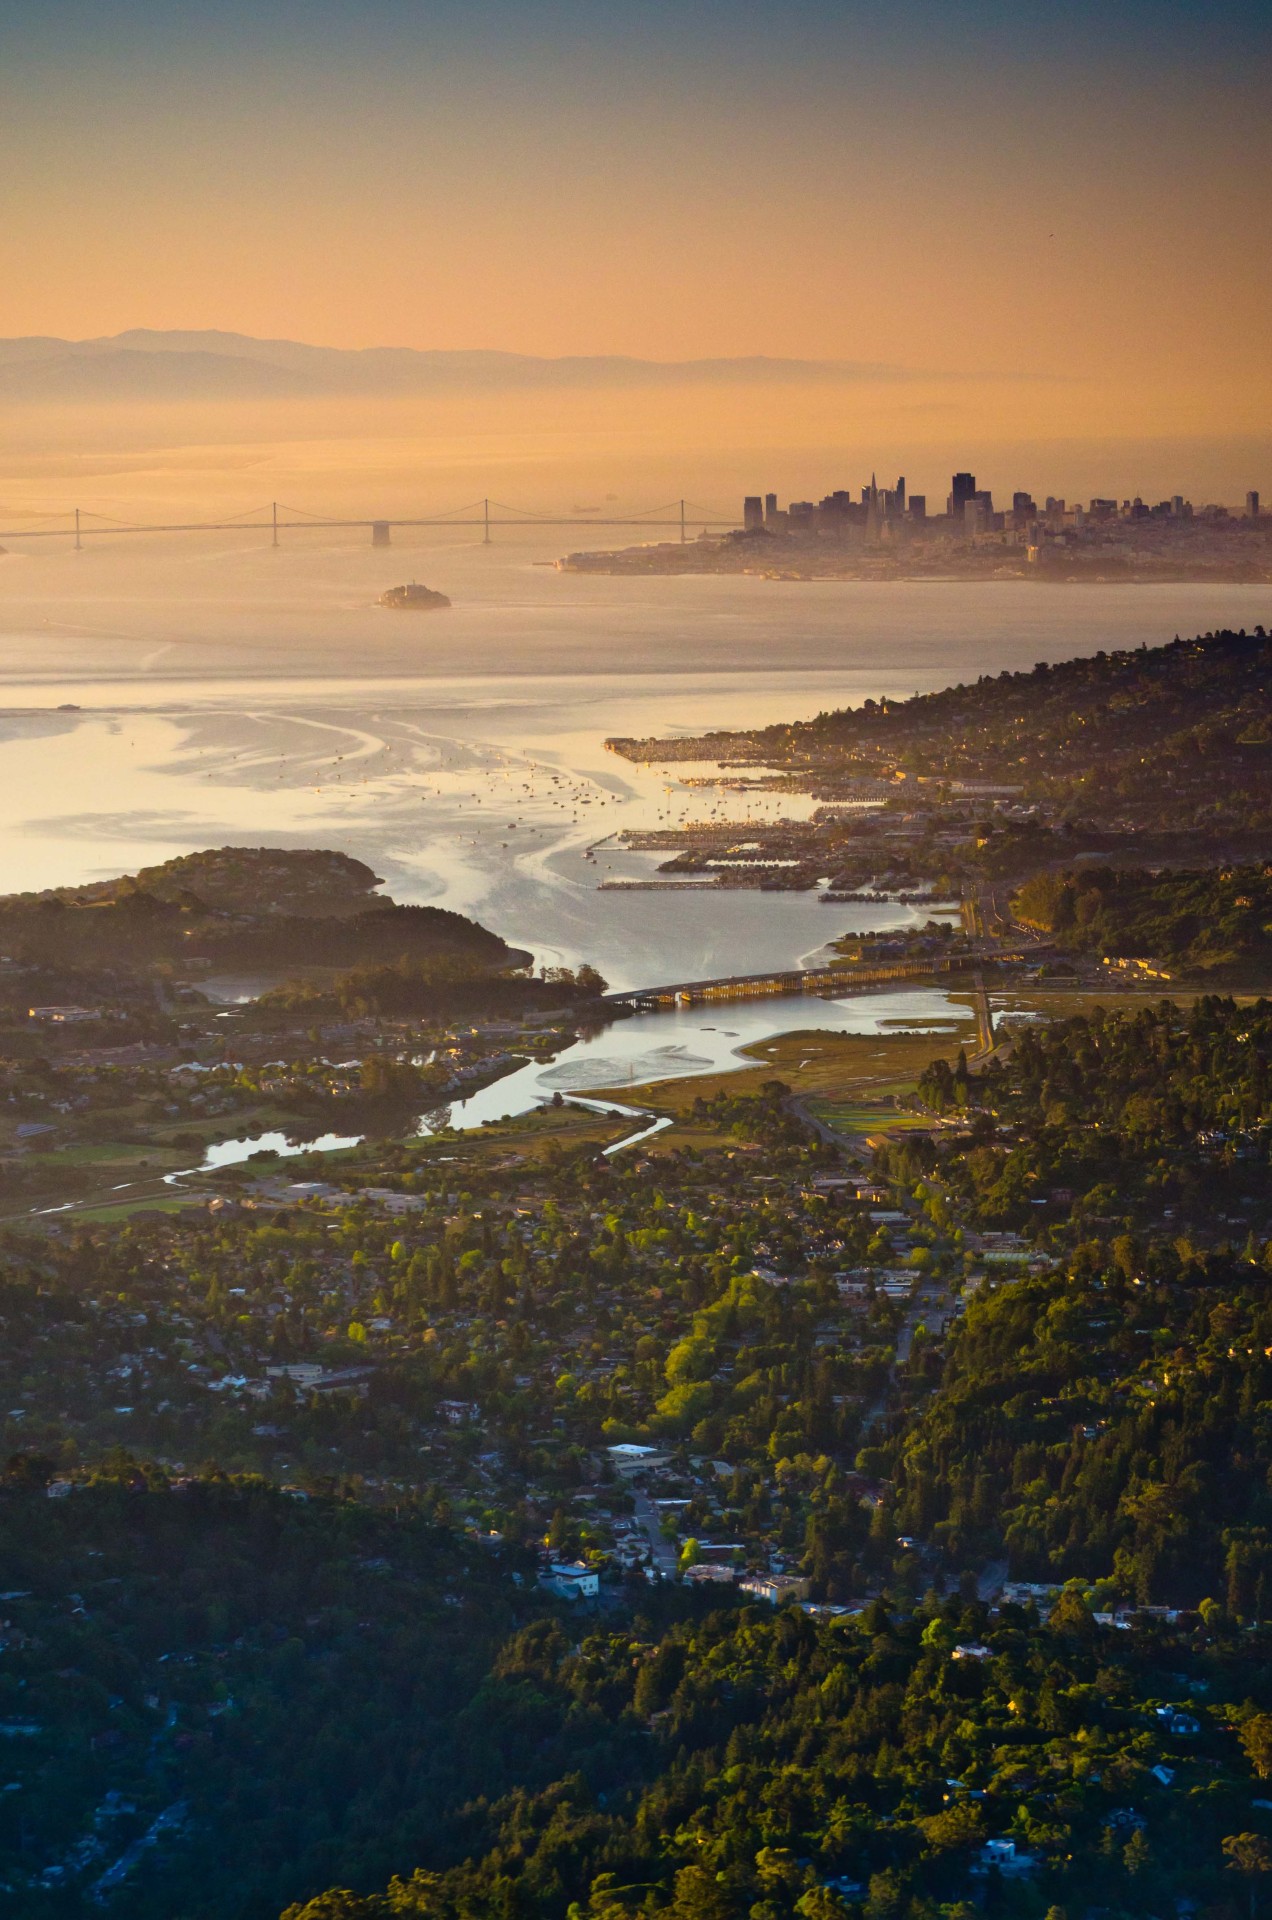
[378,582,451,610]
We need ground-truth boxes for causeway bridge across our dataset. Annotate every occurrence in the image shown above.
[607,950,1039,1012]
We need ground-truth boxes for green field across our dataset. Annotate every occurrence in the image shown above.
[593,1022,977,1147]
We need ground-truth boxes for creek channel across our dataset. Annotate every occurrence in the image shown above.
[181,984,976,1177]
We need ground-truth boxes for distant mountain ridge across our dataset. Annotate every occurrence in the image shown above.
[0,329,897,401]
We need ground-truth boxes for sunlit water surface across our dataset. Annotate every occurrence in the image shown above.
[1,532,1261,990]
[6,534,1248,1179]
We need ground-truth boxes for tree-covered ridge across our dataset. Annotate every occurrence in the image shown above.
[279,1599,1272,1920]
[260,956,606,1021]
[0,847,519,976]
[806,627,1272,817]
[0,1466,530,1920]
[613,628,1272,829]
[11,1458,1272,1919]
[872,999,1272,1602]
[38,847,388,917]
[885,1243,1272,1604]
[1011,863,1272,980]
[916,997,1272,1219]
[13,1456,1272,1920]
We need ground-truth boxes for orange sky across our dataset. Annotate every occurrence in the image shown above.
[1,1,1270,482]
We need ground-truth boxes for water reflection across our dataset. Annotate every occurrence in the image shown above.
[169,985,975,1174]
[199,1128,363,1170]
[415,986,974,1136]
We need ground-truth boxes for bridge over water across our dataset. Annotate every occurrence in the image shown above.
[0,498,739,548]
[607,950,1039,1012]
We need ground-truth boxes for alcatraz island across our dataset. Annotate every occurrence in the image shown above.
[378,581,452,609]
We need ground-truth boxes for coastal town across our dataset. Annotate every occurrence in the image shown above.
[3,629,1272,1915]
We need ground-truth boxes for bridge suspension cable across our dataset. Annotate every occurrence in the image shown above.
[0,497,742,543]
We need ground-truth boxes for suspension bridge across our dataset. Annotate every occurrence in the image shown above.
[0,498,740,548]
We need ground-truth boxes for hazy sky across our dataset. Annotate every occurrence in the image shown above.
[2,0,1270,458]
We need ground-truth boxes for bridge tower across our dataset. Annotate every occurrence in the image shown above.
[74,508,81,552]
[271,502,279,548]
[483,498,491,544]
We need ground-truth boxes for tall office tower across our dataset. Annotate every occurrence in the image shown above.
[908,495,926,519]
[743,496,764,532]
[895,477,906,514]
[1248,490,1261,520]
[948,472,977,520]
[1012,492,1037,515]
[1171,496,1185,516]
[764,492,779,527]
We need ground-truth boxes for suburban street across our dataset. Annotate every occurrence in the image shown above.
[633,1487,681,1579]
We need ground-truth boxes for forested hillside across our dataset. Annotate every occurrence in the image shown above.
[5,988,1272,1919]
[0,847,518,976]
[613,627,1272,831]
[1012,863,1272,980]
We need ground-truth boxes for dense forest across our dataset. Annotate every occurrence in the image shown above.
[0,1466,529,1918]
[259,958,608,1021]
[1011,863,1272,980]
[894,999,1272,1597]
[914,996,1272,1226]
[7,1467,1272,1920]
[273,1599,1272,1920]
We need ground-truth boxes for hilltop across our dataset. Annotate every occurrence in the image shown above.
[0,845,520,976]
[33,846,387,918]
[0,330,868,402]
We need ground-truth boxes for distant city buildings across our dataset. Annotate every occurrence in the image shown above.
[948,471,977,521]
[724,471,1268,573]
[559,473,1268,578]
